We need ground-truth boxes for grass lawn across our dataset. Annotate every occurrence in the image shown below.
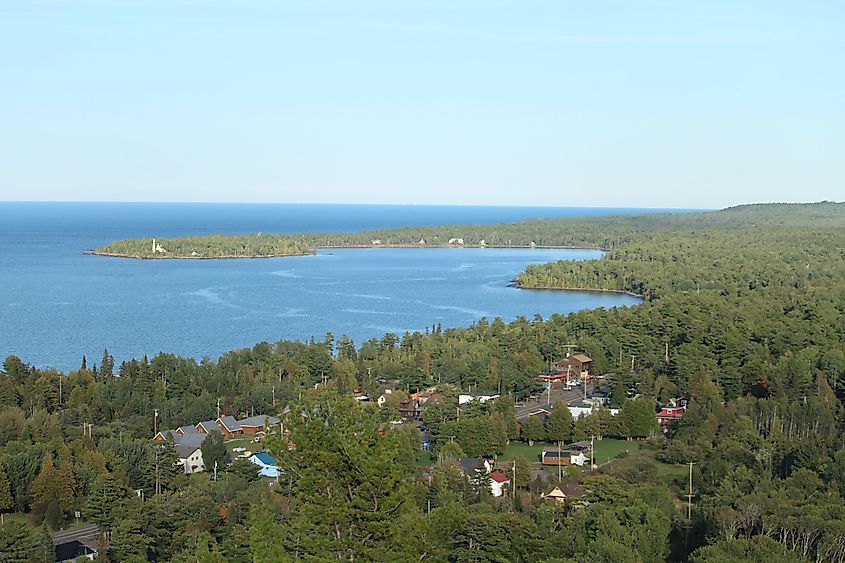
[225,436,258,456]
[656,462,689,478]
[593,439,638,465]
[500,441,553,462]
[501,439,635,465]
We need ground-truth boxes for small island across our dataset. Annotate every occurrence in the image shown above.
[89,234,315,259]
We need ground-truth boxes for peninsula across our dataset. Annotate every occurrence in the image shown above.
[90,233,315,259]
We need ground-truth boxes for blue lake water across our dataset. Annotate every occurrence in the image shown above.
[0,202,657,371]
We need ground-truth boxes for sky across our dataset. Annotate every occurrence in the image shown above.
[0,1,842,208]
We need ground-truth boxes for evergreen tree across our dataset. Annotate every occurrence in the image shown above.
[200,430,227,473]
[0,463,13,513]
[277,391,415,559]
[0,520,45,563]
[545,401,574,443]
[28,455,58,509]
[248,504,288,562]
[83,473,124,527]
[110,518,149,561]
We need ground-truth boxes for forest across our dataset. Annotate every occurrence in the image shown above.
[2,201,845,561]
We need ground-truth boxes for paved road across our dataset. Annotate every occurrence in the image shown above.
[51,524,100,545]
[515,383,595,418]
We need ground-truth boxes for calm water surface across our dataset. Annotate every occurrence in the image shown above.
[0,203,650,370]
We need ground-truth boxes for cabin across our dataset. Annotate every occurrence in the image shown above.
[541,449,588,467]
[544,486,567,503]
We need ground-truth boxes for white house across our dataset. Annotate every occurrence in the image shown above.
[567,399,620,420]
[458,393,500,405]
[249,452,281,478]
[154,426,207,474]
[489,470,511,497]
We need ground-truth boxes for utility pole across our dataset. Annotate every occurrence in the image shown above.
[557,441,562,481]
[665,342,669,363]
[58,375,62,407]
[590,435,595,469]
[512,460,517,498]
[216,398,220,419]
[214,461,218,482]
[687,462,695,521]
[154,409,159,436]
[631,355,636,372]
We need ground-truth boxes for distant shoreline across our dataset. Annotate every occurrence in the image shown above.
[85,244,604,260]
[84,250,315,260]
[510,280,642,299]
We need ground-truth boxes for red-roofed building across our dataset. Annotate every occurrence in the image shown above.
[488,470,511,497]
[656,406,685,424]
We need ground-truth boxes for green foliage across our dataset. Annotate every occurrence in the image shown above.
[521,415,546,445]
[201,430,227,472]
[275,391,416,559]
[546,401,575,443]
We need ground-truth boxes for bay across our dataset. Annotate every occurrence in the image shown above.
[0,203,655,371]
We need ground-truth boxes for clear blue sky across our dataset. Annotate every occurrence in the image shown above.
[1,1,842,208]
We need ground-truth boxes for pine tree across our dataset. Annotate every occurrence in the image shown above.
[0,520,42,563]
[54,460,77,514]
[0,463,13,513]
[29,456,58,508]
[248,504,288,562]
[110,518,149,561]
[83,473,124,527]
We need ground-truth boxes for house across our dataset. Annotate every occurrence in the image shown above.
[249,452,281,478]
[398,399,421,420]
[458,393,499,405]
[544,486,567,503]
[173,433,207,474]
[376,390,392,407]
[176,424,200,437]
[458,457,495,476]
[567,399,619,420]
[238,415,282,435]
[656,406,685,424]
[155,427,209,474]
[541,449,588,467]
[488,470,511,497]
[196,420,219,434]
[215,415,243,438]
[458,458,510,497]
[553,353,593,378]
[516,409,550,426]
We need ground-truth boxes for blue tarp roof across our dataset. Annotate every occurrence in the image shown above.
[253,452,277,466]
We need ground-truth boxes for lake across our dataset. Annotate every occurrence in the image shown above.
[0,202,650,371]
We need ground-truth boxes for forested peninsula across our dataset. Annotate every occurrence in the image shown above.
[5,201,845,562]
[90,234,315,259]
